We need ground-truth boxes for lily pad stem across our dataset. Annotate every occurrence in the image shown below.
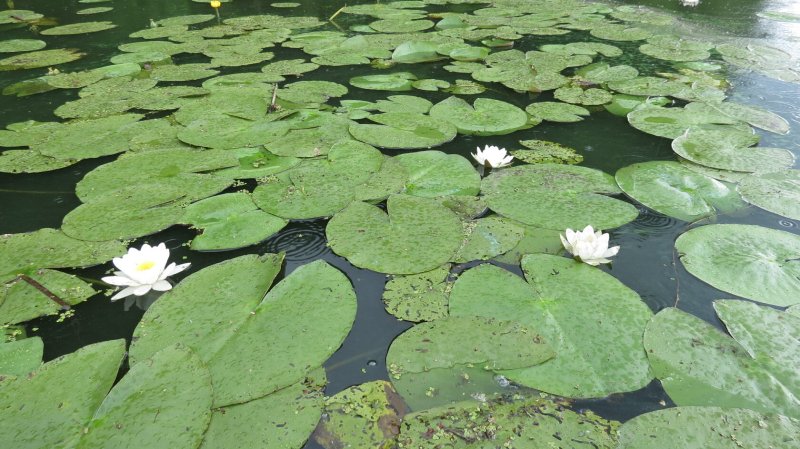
[268,83,279,113]
[13,274,70,310]
[329,5,345,22]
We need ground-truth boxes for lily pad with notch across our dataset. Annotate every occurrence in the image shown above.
[429,96,530,136]
[349,112,457,150]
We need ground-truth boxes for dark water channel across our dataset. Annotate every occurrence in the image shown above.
[1,0,799,446]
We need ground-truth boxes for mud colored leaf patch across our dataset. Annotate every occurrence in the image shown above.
[0,337,42,376]
[615,161,745,222]
[676,224,800,306]
[449,255,653,398]
[382,265,450,322]
[0,229,126,281]
[619,406,800,449]
[41,21,117,36]
[182,192,287,251]
[313,381,407,449]
[201,371,326,449]
[482,164,638,231]
[644,302,800,418]
[76,345,213,449]
[1,269,96,325]
[672,127,794,173]
[398,395,619,449]
[737,169,800,220]
[0,39,46,53]
[429,96,529,136]
[130,255,356,406]
[327,195,463,274]
[349,112,457,149]
[0,340,126,449]
[0,49,84,71]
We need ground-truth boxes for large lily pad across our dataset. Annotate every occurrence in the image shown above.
[429,96,530,136]
[452,216,524,263]
[482,164,638,231]
[737,169,800,220]
[0,49,85,71]
[618,406,800,449]
[349,112,457,149]
[676,224,800,306]
[627,103,744,139]
[76,345,213,449]
[615,161,745,222]
[130,255,356,406]
[706,101,791,135]
[1,269,96,325]
[394,150,480,197]
[672,127,795,174]
[0,340,126,449]
[382,265,450,322]
[398,395,619,448]
[326,195,463,274]
[201,371,326,449]
[526,101,590,123]
[41,21,117,36]
[177,115,290,150]
[449,255,653,398]
[0,337,42,376]
[644,301,800,418]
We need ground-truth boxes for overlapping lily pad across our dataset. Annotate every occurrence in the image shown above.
[382,265,450,322]
[429,96,529,136]
[350,72,417,91]
[645,301,800,418]
[41,21,117,36]
[616,161,745,222]
[737,169,800,220]
[327,195,463,274]
[130,254,356,406]
[628,103,746,139]
[1,269,96,325]
[0,49,85,71]
[349,112,457,149]
[672,127,794,173]
[676,224,800,306]
[0,39,46,53]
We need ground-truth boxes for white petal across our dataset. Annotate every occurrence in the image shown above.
[559,234,573,253]
[101,275,139,287]
[132,284,153,296]
[111,286,139,301]
[603,245,620,258]
[581,225,594,235]
[159,262,190,279]
[151,280,172,291]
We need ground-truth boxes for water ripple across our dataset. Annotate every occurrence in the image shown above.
[264,220,330,262]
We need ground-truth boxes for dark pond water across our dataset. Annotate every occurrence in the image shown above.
[1,0,799,446]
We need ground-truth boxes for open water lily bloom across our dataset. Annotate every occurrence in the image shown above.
[560,225,620,266]
[471,145,514,168]
[102,243,190,301]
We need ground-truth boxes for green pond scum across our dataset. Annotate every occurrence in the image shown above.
[1,0,800,448]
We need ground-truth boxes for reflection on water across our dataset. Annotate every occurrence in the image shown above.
[264,220,331,262]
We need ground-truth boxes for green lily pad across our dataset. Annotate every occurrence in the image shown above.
[149,63,220,82]
[604,94,670,116]
[525,101,590,123]
[213,147,300,179]
[452,216,524,263]
[398,395,619,448]
[0,39,46,53]
[411,78,450,91]
[267,113,355,158]
[327,195,463,274]
[313,381,407,449]
[253,140,383,219]
[277,80,347,105]
[130,25,189,40]
[201,371,326,449]
[737,169,800,220]
[553,86,613,105]
[34,113,144,161]
[0,337,42,376]
[615,161,745,222]
[391,41,442,63]
[0,229,126,281]
[156,14,215,27]
[676,224,800,306]
[0,149,75,173]
[450,255,654,398]
[0,49,85,71]
[443,79,486,95]
[260,58,319,81]
[349,112,457,149]
[44,70,105,89]
[182,193,287,251]
[177,115,290,149]
[590,24,652,41]
[706,101,790,135]
[373,95,433,114]
[0,340,126,449]
[130,255,356,406]
[370,18,434,33]
[1,269,96,325]
[429,96,530,136]
[382,265,450,322]
[639,35,712,62]
[575,62,639,84]
[644,301,800,418]
[350,72,417,91]
[0,10,43,25]
[628,103,745,139]
[618,406,800,449]
[394,150,480,197]
[41,21,117,36]
[607,76,686,97]
[671,127,795,173]
[482,164,638,231]
[76,345,212,449]
[514,140,583,165]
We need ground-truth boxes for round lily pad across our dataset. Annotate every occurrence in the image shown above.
[350,72,416,91]
[452,216,525,263]
[553,86,613,105]
[482,164,638,231]
[526,102,590,123]
[737,169,800,220]
[150,63,220,82]
[616,161,745,222]
[0,49,84,71]
[671,127,795,173]
[156,14,215,27]
[429,96,530,136]
[41,21,117,36]
[1,269,96,325]
[628,103,745,139]
[706,101,790,135]
[391,41,441,64]
[575,62,639,84]
[394,150,480,197]
[77,7,113,14]
[0,39,46,53]
[676,224,800,306]
[349,112,457,150]
[326,195,463,274]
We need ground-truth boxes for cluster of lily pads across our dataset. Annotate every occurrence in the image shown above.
[2,0,800,448]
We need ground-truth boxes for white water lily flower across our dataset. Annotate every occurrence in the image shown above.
[560,225,620,266]
[101,243,190,301]
[471,145,514,168]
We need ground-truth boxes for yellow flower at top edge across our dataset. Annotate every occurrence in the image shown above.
[210,0,221,8]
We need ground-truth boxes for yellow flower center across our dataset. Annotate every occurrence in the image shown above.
[136,261,156,271]
[210,0,221,8]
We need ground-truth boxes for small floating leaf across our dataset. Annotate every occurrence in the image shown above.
[41,21,117,36]
[0,39,46,53]
[382,265,450,322]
